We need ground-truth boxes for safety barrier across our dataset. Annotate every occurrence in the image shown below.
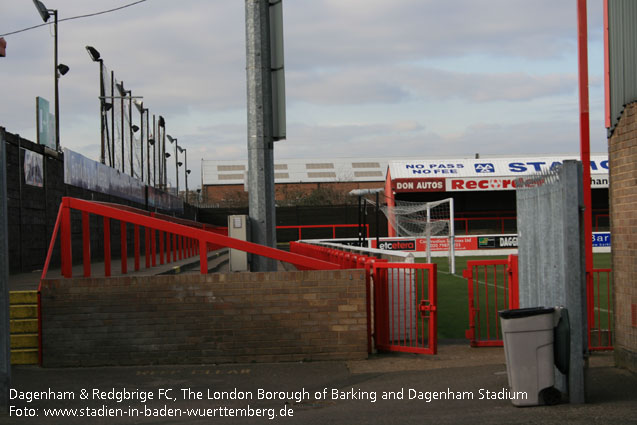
[463,256,614,351]
[373,262,437,355]
[290,241,438,355]
[278,224,369,240]
[38,198,342,365]
[588,269,613,351]
[463,255,519,347]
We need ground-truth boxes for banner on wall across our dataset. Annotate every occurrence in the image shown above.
[24,150,43,187]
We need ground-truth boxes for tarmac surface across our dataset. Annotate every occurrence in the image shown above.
[2,344,636,425]
[6,255,637,424]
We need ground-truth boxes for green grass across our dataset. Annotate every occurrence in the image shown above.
[414,253,613,341]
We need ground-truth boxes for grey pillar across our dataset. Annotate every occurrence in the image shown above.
[516,160,587,403]
[246,0,277,271]
[0,127,11,412]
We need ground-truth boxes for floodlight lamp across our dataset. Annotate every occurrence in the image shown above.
[57,64,69,76]
[177,146,185,153]
[165,153,171,158]
[148,138,155,146]
[32,0,51,22]
[132,125,140,133]
[115,82,130,96]
[177,162,183,167]
[158,116,165,127]
[85,46,101,62]
[133,99,146,114]
[167,135,176,143]
[103,102,113,111]
[186,170,191,175]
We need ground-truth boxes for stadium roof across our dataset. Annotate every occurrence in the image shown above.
[202,158,389,185]
[202,153,609,187]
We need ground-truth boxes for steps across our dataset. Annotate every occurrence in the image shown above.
[9,291,38,365]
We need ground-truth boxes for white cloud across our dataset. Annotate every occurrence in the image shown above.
[0,0,607,190]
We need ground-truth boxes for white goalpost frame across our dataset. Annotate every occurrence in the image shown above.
[425,197,455,274]
[382,197,456,274]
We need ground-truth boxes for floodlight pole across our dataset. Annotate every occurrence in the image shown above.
[53,10,60,151]
[184,149,189,201]
[129,90,134,176]
[98,60,105,164]
[246,0,277,271]
[146,112,151,184]
[110,71,115,167]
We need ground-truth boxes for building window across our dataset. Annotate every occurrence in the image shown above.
[352,162,381,168]
[306,163,334,169]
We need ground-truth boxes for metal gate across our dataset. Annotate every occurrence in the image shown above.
[463,255,519,347]
[588,269,613,351]
[373,262,437,354]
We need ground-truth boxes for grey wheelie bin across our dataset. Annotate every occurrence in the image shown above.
[498,307,569,407]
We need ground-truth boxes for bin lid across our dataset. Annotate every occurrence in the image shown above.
[498,307,555,319]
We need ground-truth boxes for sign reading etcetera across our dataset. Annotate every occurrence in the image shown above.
[389,155,609,192]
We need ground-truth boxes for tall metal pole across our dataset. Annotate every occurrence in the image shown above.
[152,114,156,187]
[577,0,593,292]
[120,83,125,172]
[139,106,144,183]
[98,60,105,164]
[161,125,166,189]
[246,0,277,271]
[146,111,150,184]
[184,149,188,202]
[129,90,134,176]
[110,71,115,167]
[53,10,60,151]
[0,128,11,412]
[175,142,179,196]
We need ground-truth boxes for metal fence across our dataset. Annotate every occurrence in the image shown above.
[515,160,587,404]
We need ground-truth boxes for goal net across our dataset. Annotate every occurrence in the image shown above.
[380,198,455,273]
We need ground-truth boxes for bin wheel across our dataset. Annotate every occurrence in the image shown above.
[540,387,561,405]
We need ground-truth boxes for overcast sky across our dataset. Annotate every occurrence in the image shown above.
[1,0,606,189]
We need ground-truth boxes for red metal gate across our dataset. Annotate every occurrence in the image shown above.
[373,262,437,355]
[463,255,519,347]
[588,269,613,351]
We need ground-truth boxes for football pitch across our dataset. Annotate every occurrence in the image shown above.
[417,253,612,340]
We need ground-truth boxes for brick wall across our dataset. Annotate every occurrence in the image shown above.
[609,101,637,372]
[40,270,367,367]
[203,181,383,206]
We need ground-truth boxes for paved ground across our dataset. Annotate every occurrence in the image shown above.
[2,344,635,425]
[7,257,637,424]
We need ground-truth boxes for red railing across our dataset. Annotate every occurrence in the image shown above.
[463,255,519,347]
[454,217,516,235]
[588,269,613,351]
[277,224,369,240]
[462,257,613,351]
[38,198,342,365]
[594,214,609,231]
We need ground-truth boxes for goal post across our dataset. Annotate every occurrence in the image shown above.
[380,197,456,274]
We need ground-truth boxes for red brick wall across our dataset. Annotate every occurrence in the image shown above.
[609,101,637,372]
[40,270,367,367]
[203,181,383,206]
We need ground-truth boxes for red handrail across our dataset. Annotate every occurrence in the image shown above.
[37,198,343,365]
[277,224,369,240]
